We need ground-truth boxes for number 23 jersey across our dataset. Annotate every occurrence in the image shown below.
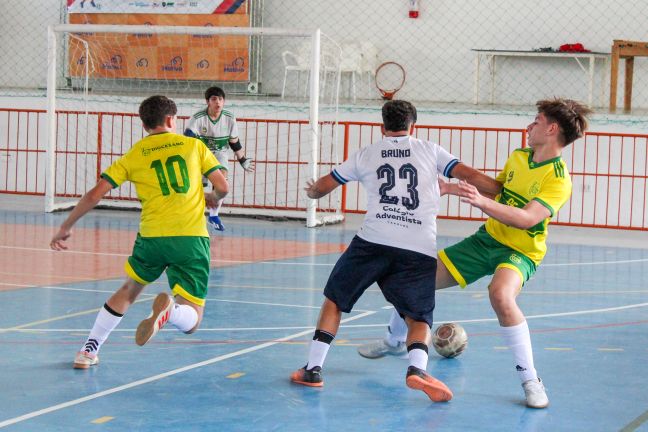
[332,135,459,258]
[101,132,221,238]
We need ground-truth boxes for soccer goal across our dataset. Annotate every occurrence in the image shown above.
[46,24,344,227]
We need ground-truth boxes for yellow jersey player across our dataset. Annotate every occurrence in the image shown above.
[50,95,228,369]
[357,98,592,409]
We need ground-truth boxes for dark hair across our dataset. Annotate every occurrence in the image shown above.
[382,100,417,132]
[536,98,593,146]
[138,95,177,130]
[205,86,226,101]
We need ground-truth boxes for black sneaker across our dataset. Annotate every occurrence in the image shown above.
[290,365,323,387]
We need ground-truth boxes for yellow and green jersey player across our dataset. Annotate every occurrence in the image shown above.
[358,98,592,409]
[442,146,572,289]
[50,95,229,369]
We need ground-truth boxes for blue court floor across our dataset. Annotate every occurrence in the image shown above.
[1,201,648,431]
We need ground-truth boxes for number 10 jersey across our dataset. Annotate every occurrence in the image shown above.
[331,135,458,258]
[101,132,221,238]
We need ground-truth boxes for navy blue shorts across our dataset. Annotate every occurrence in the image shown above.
[324,236,437,326]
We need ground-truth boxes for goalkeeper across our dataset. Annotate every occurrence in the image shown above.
[185,86,254,232]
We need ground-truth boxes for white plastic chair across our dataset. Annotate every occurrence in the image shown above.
[359,41,380,86]
[281,42,312,98]
[337,43,363,103]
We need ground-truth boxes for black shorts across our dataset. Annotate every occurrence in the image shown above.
[324,236,437,326]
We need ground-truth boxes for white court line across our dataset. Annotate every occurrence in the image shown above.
[0,245,334,266]
[207,298,371,312]
[543,258,648,267]
[6,244,648,267]
[0,294,154,333]
[0,288,362,332]
[6,300,648,333]
[0,310,377,429]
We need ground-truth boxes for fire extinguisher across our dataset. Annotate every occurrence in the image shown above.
[409,0,419,18]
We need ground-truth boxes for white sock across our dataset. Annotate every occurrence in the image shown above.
[385,310,408,346]
[500,320,538,382]
[209,198,224,217]
[81,304,123,354]
[168,303,199,332]
[306,340,331,369]
[407,345,429,370]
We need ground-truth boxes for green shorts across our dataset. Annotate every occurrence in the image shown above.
[125,234,211,306]
[439,225,536,289]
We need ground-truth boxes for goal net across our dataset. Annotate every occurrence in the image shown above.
[46,24,344,227]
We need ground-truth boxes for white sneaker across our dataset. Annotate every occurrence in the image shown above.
[73,351,99,369]
[522,378,549,408]
[357,339,407,359]
[135,293,173,346]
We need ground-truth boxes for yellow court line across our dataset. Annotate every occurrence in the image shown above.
[226,372,245,379]
[0,271,91,281]
[0,296,152,332]
[91,416,114,424]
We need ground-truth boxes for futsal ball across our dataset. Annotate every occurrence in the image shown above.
[432,322,468,358]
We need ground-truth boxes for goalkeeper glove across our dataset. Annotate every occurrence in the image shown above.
[238,157,254,172]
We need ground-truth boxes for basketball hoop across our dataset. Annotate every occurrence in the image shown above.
[375,62,406,100]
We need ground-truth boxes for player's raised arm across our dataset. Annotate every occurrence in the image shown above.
[448,162,502,199]
[305,174,341,199]
[50,178,114,250]
[455,180,550,230]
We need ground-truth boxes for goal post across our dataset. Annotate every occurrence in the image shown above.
[45,24,344,227]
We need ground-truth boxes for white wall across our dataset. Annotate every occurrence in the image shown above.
[2,0,648,108]
[0,0,62,89]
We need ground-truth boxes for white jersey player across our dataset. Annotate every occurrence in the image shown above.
[290,100,457,402]
[332,134,458,258]
[185,86,254,231]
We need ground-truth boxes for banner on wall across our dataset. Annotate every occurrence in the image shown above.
[68,3,250,81]
[66,0,247,14]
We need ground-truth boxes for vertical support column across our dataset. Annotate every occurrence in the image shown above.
[306,29,321,228]
[587,55,595,107]
[609,40,619,112]
[473,51,480,104]
[45,25,57,213]
[489,55,496,105]
[624,56,634,112]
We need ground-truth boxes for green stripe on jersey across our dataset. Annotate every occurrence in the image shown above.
[498,187,529,208]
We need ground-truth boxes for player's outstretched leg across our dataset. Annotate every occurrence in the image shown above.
[135,293,173,346]
[72,286,134,369]
[358,310,407,358]
[404,321,452,402]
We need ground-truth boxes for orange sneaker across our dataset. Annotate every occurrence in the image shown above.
[135,293,173,346]
[290,365,323,387]
[405,365,453,402]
